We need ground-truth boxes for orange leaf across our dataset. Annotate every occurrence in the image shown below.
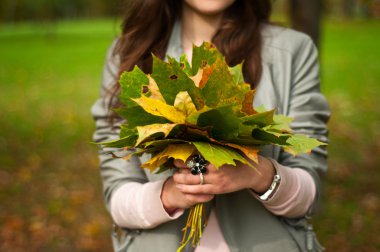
[225,143,259,164]
[199,64,215,89]
[241,89,257,115]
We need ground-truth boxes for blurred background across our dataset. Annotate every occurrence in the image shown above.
[0,0,379,251]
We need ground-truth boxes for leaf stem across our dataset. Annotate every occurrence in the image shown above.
[177,203,207,252]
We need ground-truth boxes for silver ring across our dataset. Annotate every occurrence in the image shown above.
[199,173,205,185]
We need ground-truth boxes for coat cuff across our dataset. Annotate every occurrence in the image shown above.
[110,180,184,229]
[251,160,316,218]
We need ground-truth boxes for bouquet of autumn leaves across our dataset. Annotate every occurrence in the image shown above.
[100,42,324,250]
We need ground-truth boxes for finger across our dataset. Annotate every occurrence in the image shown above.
[173,159,188,169]
[184,194,215,204]
[175,168,191,175]
[173,172,201,185]
[174,171,218,184]
[206,162,218,172]
[177,184,221,195]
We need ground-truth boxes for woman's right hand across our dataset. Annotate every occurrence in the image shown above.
[161,176,214,214]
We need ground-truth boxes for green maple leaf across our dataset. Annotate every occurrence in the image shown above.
[284,134,327,155]
[229,63,245,85]
[179,54,192,75]
[100,128,137,148]
[196,105,240,141]
[191,42,221,74]
[119,66,148,107]
[241,109,275,126]
[151,55,204,109]
[193,142,254,169]
[198,57,250,108]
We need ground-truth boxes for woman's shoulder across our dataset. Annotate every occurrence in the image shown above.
[261,24,316,56]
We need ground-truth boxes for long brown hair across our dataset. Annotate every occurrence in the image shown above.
[110,0,272,111]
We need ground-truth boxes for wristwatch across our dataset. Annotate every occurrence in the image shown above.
[259,167,281,201]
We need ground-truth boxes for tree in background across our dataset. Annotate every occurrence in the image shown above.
[287,0,379,47]
[0,0,119,23]
[1,0,378,46]
[289,0,323,47]
[342,0,356,17]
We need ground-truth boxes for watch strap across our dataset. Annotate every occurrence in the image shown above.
[259,166,281,201]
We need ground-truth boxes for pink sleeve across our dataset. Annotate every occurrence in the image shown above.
[252,160,316,218]
[195,209,230,252]
[110,180,184,229]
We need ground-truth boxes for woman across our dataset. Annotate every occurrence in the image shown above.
[92,0,330,251]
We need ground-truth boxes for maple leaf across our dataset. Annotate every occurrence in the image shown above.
[132,95,186,124]
[192,142,255,169]
[241,89,257,115]
[115,106,169,127]
[284,134,327,155]
[135,123,177,146]
[119,66,148,107]
[229,63,244,85]
[99,41,326,169]
[174,91,197,117]
[151,55,204,109]
[141,143,196,172]
[147,75,165,101]
[191,42,221,75]
[224,143,259,164]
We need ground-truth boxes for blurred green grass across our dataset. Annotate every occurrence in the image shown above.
[0,19,379,251]
[316,20,380,252]
[0,19,118,251]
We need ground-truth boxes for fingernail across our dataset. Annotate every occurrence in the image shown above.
[176,184,183,189]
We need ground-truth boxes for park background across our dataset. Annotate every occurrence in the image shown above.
[0,0,379,251]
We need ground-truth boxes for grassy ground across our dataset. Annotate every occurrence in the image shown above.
[0,19,117,251]
[0,19,379,251]
[316,20,380,252]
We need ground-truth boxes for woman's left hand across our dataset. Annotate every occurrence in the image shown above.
[173,156,275,195]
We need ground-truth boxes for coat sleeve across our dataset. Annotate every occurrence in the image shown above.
[278,34,330,215]
[91,40,148,211]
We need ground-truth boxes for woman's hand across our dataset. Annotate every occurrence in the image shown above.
[161,176,215,213]
[161,155,275,213]
[173,156,275,196]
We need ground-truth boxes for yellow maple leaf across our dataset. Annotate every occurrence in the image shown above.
[135,123,177,146]
[147,75,165,101]
[141,143,196,172]
[174,91,197,117]
[132,95,186,124]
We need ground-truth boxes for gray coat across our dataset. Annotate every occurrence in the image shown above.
[91,22,330,252]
